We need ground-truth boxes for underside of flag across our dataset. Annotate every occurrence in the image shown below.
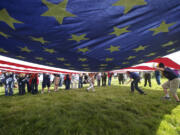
[0,0,180,72]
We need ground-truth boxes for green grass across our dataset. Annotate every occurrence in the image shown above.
[0,78,180,135]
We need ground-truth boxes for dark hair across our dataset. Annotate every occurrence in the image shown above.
[158,63,165,68]
[127,71,130,74]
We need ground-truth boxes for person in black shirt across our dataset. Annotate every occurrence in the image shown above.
[155,63,180,102]
[64,74,71,90]
[144,71,152,87]
[83,74,88,84]
[118,73,124,85]
[102,73,107,86]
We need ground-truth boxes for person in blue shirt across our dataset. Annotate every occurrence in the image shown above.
[126,71,145,95]
[155,70,161,85]
[155,63,180,102]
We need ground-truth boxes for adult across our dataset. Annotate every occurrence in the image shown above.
[102,73,107,86]
[71,74,79,89]
[108,72,113,86]
[126,71,145,95]
[118,73,124,85]
[155,70,161,85]
[59,74,65,87]
[144,71,152,87]
[96,73,101,87]
[155,63,180,102]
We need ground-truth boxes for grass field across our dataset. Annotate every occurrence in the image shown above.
[0,78,180,135]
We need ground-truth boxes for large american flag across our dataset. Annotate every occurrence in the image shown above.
[0,0,180,72]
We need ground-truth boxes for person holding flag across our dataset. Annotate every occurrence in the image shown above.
[155,63,180,102]
[126,71,146,95]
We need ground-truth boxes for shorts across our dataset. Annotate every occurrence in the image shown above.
[42,81,50,88]
[162,78,180,94]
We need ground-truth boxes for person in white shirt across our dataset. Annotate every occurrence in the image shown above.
[87,73,95,92]
[71,74,79,89]
[96,73,101,87]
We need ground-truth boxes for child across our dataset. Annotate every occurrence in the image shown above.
[4,72,14,96]
[64,74,71,90]
[17,73,26,95]
[79,74,83,88]
[41,73,51,93]
[54,74,60,92]
[87,73,95,92]
[29,73,39,94]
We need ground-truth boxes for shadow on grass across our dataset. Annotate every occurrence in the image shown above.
[0,85,179,135]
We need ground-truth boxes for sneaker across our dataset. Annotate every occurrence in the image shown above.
[161,96,171,100]
[41,91,44,94]
[48,90,51,93]
[176,101,180,103]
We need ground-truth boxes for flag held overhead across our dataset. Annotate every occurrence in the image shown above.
[0,0,180,72]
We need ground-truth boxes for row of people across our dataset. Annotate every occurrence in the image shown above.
[0,63,179,103]
[0,72,114,95]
